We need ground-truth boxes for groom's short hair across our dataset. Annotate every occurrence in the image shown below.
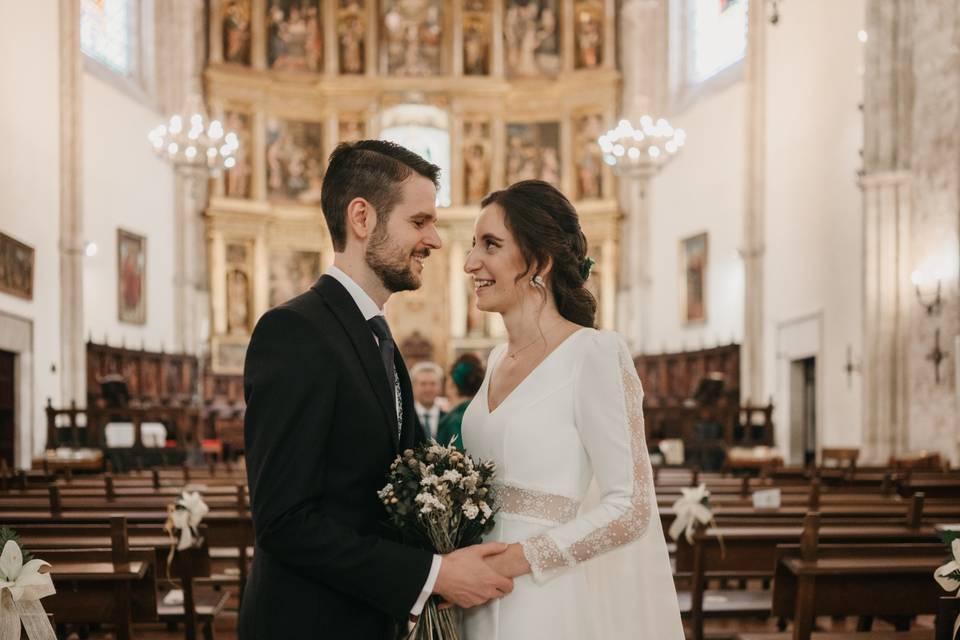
[321,140,441,252]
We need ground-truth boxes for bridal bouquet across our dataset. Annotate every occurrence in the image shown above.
[379,440,498,640]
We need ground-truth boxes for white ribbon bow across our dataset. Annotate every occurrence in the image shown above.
[934,537,960,640]
[166,491,209,551]
[0,541,56,640]
[669,484,715,544]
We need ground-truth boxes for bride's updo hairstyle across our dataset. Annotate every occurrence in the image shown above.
[480,180,597,328]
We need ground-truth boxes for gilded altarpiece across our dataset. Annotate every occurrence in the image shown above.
[205,0,619,373]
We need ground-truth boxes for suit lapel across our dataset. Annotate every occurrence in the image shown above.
[312,275,400,451]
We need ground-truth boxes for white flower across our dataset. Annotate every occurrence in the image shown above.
[935,538,960,593]
[461,472,480,492]
[479,501,493,521]
[420,475,439,487]
[377,483,394,500]
[462,500,479,520]
[0,540,55,602]
[440,469,462,485]
[415,492,446,514]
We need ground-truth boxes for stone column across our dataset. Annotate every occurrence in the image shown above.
[59,0,85,408]
[164,0,211,357]
[252,0,267,70]
[741,0,767,404]
[617,166,654,351]
[616,0,664,352]
[861,171,912,461]
[324,0,338,75]
[448,238,466,339]
[491,0,505,79]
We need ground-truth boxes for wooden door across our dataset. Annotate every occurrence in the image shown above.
[0,350,14,468]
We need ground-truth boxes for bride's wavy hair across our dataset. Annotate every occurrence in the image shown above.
[480,180,597,328]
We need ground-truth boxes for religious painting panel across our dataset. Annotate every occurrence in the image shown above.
[266,0,323,72]
[224,110,253,199]
[574,112,603,200]
[0,233,34,301]
[338,114,366,142]
[269,248,321,307]
[337,0,366,74]
[213,337,249,375]
[117,229,146,324]
[681,232,708,324]
[226,243,253,335]
[222,0,253,65]
[265,118,324,204]
[504,0,560,78]
[381,0,443,76]
[505,122,560,187]
[574,0,603,69]
[462,120,491,203]
[463,0,491,76]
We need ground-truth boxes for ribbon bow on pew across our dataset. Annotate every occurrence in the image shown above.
[668,483,715,544]
[934,536,960,640]
[0,540,56,640]
[165,490,210,552]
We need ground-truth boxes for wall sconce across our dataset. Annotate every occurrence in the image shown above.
[768,0,784,25]
[911,270,942,316]
[926,328,949,384]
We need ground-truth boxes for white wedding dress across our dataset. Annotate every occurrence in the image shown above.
[461,328,684,639]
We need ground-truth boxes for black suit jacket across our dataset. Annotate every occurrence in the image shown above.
[239,275,433,640]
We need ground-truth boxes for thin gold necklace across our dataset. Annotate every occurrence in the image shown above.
[506,320,565,360]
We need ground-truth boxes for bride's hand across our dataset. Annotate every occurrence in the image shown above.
[483,543,530,579]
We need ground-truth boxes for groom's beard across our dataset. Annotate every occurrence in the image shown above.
[365,225,427,293]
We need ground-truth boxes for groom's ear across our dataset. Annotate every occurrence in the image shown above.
[345,197,376,242]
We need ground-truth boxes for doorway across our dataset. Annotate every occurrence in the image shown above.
[0,350,14,468]
[789,356,817,467]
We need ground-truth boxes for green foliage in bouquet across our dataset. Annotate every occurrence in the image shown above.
[0,527,32,564]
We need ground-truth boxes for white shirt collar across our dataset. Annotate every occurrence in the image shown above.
[415,402,441,418]
[326,265,383,321]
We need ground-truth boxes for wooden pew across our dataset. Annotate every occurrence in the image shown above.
[0,510,252,603]
[770,519,944,640]
[677,510,941,640]
[16,521,230,640]
[37,516,156,640]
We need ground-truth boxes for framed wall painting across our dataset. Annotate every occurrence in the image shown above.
[681,232,707,324]
[0,233,34,300]
[117,229,146,325]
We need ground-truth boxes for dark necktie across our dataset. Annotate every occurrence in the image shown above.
[368,316,402,434]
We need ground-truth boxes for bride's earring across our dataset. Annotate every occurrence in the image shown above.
[531,275,545,288]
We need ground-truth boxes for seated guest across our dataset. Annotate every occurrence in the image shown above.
[411,361,446,439]
[436,354,485,453]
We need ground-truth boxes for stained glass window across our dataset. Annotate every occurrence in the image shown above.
[81,0,135,76]
[690,0,748,82]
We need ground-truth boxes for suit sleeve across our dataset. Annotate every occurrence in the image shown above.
[244,307,433,619]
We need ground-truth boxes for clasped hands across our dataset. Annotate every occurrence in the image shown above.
[432,541,531,609]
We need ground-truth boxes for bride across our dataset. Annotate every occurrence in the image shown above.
[460,180,684,639]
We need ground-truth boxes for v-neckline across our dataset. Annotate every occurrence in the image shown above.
[485,327,589,414]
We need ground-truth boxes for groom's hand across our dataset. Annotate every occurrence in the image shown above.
[433,542,514,609]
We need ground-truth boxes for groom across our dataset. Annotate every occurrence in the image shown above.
[239,140,513,639]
